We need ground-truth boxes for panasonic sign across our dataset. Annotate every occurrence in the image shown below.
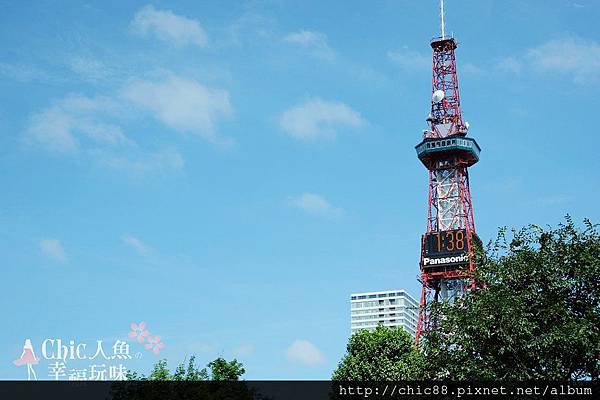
[422,254,468,266]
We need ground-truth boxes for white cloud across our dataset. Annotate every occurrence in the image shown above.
[526,37,600,84]
[233,344,255,358]
[101,149,185,175]
[58,94,119,114]
[121,234,151,256]
[279,98,365,141]
[122,75,232,145]
[131,5,208,47]
[24,92,188,174]
[189,342,215,354]
[462,62,485,77]
[283,30,334,60]
[26,107,78,153]
[533,194,574,207]
[23,73,237,172]
[484,177,521,194]
[288,192,343,217]
[68,57,116,83]
[286,340,325,366]
[24,73,232,171]
[25,94,131,154]
[284,30,323,46]
[40,239,67,263]
[387,36,600,86]
[495,56,523,74]
[0,62,64,84]
[387,47,430,70]
[225,12,275,47]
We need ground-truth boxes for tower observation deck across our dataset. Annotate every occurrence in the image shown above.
[414,6,481,344]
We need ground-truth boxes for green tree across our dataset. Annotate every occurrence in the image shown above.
[127,355,242,381]
[422,217,600,380]
[172,355,209,381]
[116,356,255,400]
[208,357,246,381]
[332,325,423,380]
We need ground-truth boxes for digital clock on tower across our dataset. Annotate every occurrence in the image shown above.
[423,228,467,256]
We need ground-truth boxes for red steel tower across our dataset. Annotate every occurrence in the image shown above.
[414,1,481,344]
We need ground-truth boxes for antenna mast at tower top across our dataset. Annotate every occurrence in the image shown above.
[440,0,446,38]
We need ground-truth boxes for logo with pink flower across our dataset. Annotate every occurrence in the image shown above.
[128,322,165,355]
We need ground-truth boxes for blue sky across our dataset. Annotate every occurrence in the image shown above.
[1,0,599,380]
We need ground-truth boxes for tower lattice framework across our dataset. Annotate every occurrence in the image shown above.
[414,34,481,344]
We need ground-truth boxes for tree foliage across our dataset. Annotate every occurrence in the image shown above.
[115,356,255,400]
[208,357,246,381]
[422,217,600,380]
[172,355,210,381]
[127,355,243,381]
[332,325,423,380]
[332,218,599,381]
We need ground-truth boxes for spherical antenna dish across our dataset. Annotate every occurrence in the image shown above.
[432,90,445,103]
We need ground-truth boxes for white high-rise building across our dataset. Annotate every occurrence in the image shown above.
[350,290,419,336]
